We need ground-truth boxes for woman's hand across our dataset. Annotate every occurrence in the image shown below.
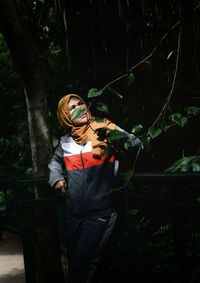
[54,180,67,193]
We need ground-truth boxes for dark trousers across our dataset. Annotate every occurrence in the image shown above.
[65,211,118,283]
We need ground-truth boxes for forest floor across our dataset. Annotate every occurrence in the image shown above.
[0,231,25,283]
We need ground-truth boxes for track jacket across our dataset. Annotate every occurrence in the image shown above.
[48,126,142,216]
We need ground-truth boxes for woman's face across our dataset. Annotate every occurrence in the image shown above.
[68,97,90,126]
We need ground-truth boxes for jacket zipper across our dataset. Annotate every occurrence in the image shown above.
[76,147,85,211]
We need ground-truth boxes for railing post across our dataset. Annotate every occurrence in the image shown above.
[20,193,37,283]
[171,205,188,283]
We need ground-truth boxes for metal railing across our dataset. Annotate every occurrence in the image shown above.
[0,172,200,283]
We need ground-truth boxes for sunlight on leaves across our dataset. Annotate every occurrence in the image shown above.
[192,163,200,171]
[87,88,103,98]
[107,129,125,143]
[169,113,188,128]
[165,155,200,172]
[185,106,200,115]
[131,124,143,134]
[147,127,162,139]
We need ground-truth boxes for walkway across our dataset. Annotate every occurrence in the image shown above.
[0,231,25,283]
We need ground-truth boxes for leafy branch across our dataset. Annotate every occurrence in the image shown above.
[88,20,180,98]
[141,106,200,149]
[87,3,200,99]
[165,155,200,172]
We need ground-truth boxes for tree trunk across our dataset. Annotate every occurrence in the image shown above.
[0,1,65,282]
[0,0,52,178]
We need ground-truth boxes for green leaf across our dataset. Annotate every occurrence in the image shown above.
[25,167,33,176]
[160,121,171,132]
[165,156,196,172]
[169,113,181,121]
[169,113,188,127]
[141,136,151,150]
[95,102,109,114]
[192,163,200,172]
[102,145,111,156]
[107,129,124,143]
[179,117,187,127]
[87,88,103,98]
[185,106,200,115]
[127,73,135,86]
[131,124,143,134]
[108,87,123,99]
[147,127,162,139]
[123,139,134,150]
[95,117,104,123]
[71,108,86,120]
[124,141,129,150]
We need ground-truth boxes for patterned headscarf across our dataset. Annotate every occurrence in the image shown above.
[57,94,116,158]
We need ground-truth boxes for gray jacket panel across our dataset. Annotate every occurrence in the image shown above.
[48,143,65,187]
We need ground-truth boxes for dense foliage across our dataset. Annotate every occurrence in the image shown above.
[0,34,31,178]
[1,0,200,179]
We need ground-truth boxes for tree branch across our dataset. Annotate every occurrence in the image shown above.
[150,30,182,129]
[101,21,180,92]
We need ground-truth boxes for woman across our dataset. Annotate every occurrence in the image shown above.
[48,94,142,283]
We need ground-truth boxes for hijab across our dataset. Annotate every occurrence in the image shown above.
[57,94,116,158]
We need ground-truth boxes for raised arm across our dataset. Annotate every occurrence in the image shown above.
[116,126,144,149]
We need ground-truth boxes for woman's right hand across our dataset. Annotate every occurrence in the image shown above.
[54,180,67,194]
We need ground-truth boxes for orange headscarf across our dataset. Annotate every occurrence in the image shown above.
[57,94,116,158]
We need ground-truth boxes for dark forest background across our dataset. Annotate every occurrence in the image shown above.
[0,1,200,283]
[0,0,200,179]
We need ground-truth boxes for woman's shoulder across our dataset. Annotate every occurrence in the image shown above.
[60,133,73,143]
